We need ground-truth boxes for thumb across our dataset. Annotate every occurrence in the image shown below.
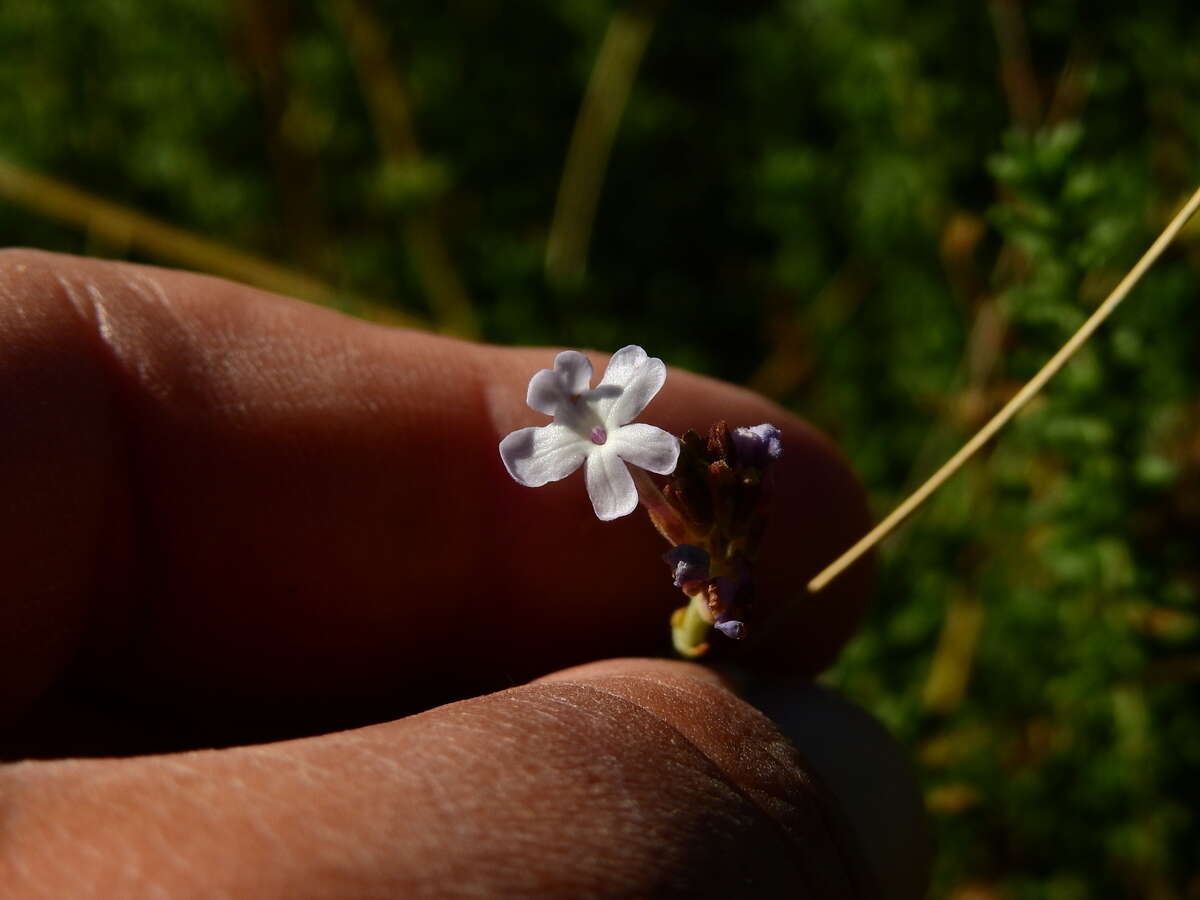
[2,659,923,898]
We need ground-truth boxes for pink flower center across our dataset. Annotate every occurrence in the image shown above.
[589,426,608,445]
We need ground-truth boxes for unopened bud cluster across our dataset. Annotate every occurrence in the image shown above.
[644,421,782,658]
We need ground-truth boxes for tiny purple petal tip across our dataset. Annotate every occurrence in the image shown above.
[714,619,746,640]
[664,544,710,590]
[732,423,783,468]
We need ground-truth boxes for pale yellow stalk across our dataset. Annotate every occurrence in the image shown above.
[808,186,1200,594]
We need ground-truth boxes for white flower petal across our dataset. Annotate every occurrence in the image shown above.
[608,423,680,475]
[554,350,594,395]
[526,368,566,415]
[597,344,648,389]
[584,447,638,521]
[600,356,666,427]
[526,351,595,415]
[499,423,588,487]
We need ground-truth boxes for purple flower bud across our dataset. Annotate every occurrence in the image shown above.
[664,544,710,590]
[708,573,752,641]
[714,618,746,640]
[732,424,783,468]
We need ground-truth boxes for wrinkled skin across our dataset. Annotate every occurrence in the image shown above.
[0,250,926,899]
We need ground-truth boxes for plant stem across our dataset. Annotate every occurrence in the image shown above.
[330,0,479,338]
[671,593,711,658]
[808,184,1200,594]
[545,2,664,285]
[0,158,417,327]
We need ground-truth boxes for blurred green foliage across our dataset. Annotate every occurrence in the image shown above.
[3,0,1200,895]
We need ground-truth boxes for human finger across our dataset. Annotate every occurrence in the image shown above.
[0,250,870,726]
[1,659,924,899]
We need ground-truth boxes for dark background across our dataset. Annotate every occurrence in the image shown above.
[3,1,1200,895]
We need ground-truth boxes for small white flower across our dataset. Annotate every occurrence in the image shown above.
[499,345,680,521]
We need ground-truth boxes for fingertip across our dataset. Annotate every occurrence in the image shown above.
[540,659,931,900]
[534,658,881,897]
[743,417,875,676]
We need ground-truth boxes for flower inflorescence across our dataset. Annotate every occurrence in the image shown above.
[499,346,780,658]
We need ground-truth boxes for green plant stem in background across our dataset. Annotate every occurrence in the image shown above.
[0,157,416,327]
[330,0,479,338]
[545,1,664,285]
